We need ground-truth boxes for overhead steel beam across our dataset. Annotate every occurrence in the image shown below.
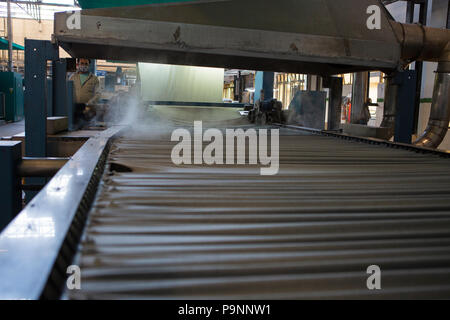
[54,0,403,75]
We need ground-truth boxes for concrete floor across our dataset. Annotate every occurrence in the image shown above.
[0,120,25,138]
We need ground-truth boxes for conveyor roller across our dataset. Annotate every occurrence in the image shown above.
[66,127,450,299]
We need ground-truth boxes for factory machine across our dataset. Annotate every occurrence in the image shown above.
[1,0,450,299]
[0,72,24,122]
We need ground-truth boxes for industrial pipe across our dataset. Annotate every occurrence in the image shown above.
[381,23,450,146]
[413,60,450,148]
[391,22,449,64]
[18,157,69,177]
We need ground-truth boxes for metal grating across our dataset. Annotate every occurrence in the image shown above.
[68,128,450,299]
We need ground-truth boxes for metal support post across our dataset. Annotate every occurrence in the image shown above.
[52,59,68,117]
[24,39,59,158]
[254,71,274,101]
[24,40,59,203]
[0,141,22,231]
[89,59,97,75]
[323,76,343,131]
[394,70,417,144]
[408,1,427,134]
[67,80,75,131]
[351,72,369,124]
[306,75,312,91]
[315,76,322,92]
[6,0,13,72]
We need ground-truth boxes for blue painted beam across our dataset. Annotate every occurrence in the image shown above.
[254,71,274,102]
[394,70,417,144]
[0,141,22,231]
[24,40,59,157]
[53,59,68,117]
[24,40,59,203]
[67,80,76,131]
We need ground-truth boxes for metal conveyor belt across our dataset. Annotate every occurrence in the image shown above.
[67,128,450,299]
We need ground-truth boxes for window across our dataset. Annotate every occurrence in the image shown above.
[274,73,306,109]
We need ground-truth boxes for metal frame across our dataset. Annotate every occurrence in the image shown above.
[0,140,70,231]
[24,39,60,203]
[394,70,417,144]
[254,72,275,102]
[0,126,123,300]
[24,39,59,157]
[407,0,428,134]
[0,141,22,231]
[52,59,68,117]
[67,80,75,131]
[53,0,402,75]
[279,124,450,158]
[323,76,343,131]
[350,72,369,124]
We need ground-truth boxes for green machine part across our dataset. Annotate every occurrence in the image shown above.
[0,72,24,122]
[77,0,192,9]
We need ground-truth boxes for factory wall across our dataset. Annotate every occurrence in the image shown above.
[0,17,70,72]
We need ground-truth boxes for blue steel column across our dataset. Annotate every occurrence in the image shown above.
[46,78,53,117]
[254,71,274,101]
[24,39,59,157]
[0,141,22,231]
[67,80,75,131]
[89,59,97,75]
[52,59,68,117]
[24,40,58,203]
[394,70,417,144]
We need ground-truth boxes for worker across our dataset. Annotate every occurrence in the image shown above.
[359,98,377,125]
[69,58,100,125]
[248,89,264,123]
[255,89,265,112]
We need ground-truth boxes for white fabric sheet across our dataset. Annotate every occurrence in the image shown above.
[138,63,224,103]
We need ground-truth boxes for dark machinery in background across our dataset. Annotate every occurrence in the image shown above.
[0,0,449,299]
[247,99,284,125]
[0,72,24,122]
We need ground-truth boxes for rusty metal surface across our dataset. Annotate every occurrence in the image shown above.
[67,128,450,299]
